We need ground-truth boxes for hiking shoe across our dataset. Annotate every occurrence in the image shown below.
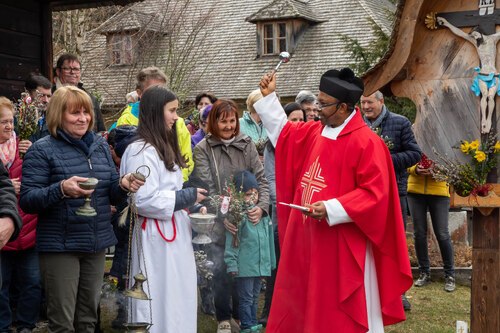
[240,324,263,333]
[402,294,411,311]
[414,272,431,287]
[444,276,456,292]
[217,321,232,333]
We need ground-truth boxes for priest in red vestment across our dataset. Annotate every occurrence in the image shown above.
[253,68,413,333]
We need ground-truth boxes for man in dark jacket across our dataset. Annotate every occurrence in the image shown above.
[361,90,421,311]
[0,163,22,287]
[52,53,106,132]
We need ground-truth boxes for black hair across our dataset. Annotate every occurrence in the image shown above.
[283,102,305,120]
[25,73,51,92]
[56,53,80,69]
[195,92,217,106]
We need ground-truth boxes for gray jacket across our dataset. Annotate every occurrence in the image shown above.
[192,132,269,244]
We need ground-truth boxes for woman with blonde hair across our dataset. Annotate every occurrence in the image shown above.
[20,86,144,333]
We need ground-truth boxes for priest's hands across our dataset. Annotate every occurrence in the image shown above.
[259,72,277,97]
[304,201,327,220]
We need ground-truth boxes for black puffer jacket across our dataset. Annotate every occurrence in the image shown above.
[378,110,422,196]
[0,163,22,241]
[20,130,127,253]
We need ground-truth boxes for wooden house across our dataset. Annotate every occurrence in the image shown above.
[79,0,395,110]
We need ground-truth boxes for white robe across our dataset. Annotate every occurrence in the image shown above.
[254,93,384,333]
[120,141,197,333]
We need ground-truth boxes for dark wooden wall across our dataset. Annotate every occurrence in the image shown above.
[0,1,51,100]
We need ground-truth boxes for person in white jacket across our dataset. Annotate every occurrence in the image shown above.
[120,86,207,333]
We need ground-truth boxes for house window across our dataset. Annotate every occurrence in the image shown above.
[262,22,288,55]
[108,34,134,65]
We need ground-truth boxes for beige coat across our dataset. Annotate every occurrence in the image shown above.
[192,132,269,244]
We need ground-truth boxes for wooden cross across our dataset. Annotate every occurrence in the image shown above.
[437,0,500,34]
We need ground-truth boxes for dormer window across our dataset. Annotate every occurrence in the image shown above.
[107,34,134,65]
[95,8,162,66]
[246,0,323,58]
[262,22,288,55]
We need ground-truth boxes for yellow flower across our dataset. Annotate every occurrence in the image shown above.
[469,140,480,150]
[460,140,470,153]
[495,141,500,153]
[474,150,486,162]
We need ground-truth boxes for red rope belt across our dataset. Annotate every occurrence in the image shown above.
[141,215,177,242]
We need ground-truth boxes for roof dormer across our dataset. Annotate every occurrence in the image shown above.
[246,0,323,57]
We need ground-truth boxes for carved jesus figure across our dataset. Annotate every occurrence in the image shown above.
[438,16,500,133]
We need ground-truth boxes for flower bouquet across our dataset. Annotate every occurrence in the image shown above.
[255,138,269,156]
[14,91,42,157]
[194,250,214,284]
[209,180,256,248]
[372,127,394,150]
[431,133,499,197]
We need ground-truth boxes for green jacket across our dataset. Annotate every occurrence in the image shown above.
[224,214,276,277]
[239,111,268,144]
[407,165,450,197]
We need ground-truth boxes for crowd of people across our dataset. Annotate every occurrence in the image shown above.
[0,52,459,333]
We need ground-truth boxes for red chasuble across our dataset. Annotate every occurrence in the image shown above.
[268,111,412,333]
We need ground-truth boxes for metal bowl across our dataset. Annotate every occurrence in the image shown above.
[189,213,216,244]
[78,177,99,190]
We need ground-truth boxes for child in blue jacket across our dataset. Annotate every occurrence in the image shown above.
[224,170,276,333]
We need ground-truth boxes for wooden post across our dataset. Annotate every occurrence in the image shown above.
[471,207,499,333]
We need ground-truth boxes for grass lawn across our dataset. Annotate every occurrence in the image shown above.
[33,278,470,333]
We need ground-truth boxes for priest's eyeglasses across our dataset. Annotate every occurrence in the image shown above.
[317,102,341,110]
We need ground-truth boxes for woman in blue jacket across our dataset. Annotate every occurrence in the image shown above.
[20,86,144,333]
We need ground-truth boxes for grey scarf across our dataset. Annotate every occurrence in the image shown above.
[363,105,388,130]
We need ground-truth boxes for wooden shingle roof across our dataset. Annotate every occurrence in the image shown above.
[81,0,395,107]
[93,8,162,34]
[246,0,323,23]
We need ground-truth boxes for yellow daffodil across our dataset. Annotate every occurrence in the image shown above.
[469,140,480,150]
[495,141,500,153]
[460,140,470,153]
[474,150,486,162]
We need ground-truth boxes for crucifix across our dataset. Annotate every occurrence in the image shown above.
[427,0,500,133]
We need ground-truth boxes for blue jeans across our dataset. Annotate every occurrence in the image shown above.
[0,248,42,332]
[237,277,261,329]
[408,193,455,277]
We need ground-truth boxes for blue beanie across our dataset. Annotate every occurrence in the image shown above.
[233,170,259,193]
[114,125,137,158]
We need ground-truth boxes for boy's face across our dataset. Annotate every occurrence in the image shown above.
[244,188,259,205]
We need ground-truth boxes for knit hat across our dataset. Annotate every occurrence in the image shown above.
[319,68,364,104]
[114,125,137,158]
[233,170,259,193]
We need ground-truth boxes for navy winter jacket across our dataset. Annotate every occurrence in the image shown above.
[378,111,422,196]
[20,131,127,253]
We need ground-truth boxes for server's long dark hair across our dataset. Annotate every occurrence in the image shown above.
[136,85,187,171]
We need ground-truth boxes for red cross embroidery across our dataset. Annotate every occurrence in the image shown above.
[300,156,327,221]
